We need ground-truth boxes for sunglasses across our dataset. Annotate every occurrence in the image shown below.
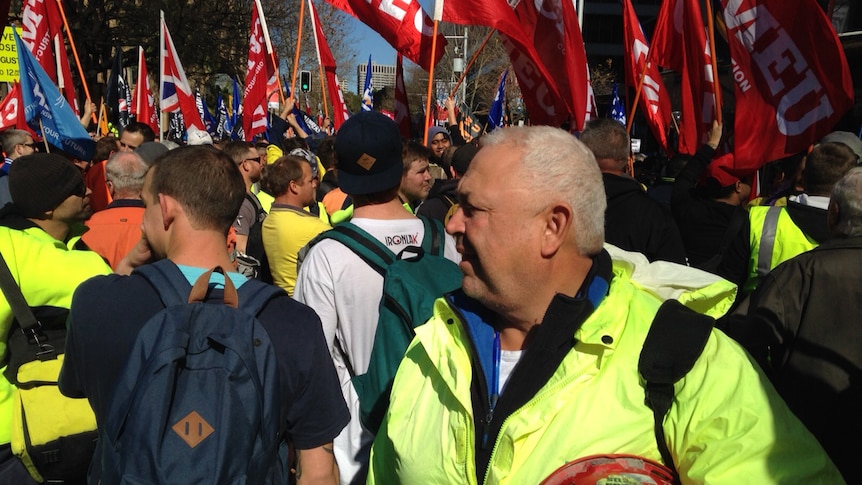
[19,142,39,149]
[245,156,263,164]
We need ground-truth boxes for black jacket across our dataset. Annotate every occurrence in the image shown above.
[671,145,749,285]
[417,178,459,224]
[720,237,862,482]
[603,173,687,264]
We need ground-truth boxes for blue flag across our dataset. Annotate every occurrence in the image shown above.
[195,89,216,134]
[488,70,508,132]
[14,30,94,161]
[608,83,626,126]
[231,77,241,128]
[215,94,232,140]
[361,55,373,112]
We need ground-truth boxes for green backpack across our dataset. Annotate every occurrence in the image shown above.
[313,217,462,433]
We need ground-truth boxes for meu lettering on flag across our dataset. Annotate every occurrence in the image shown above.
[724,0,833,136]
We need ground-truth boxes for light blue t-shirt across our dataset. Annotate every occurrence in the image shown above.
[177,264,248,289]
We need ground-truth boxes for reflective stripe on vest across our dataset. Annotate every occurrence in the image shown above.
[756,206,782,279]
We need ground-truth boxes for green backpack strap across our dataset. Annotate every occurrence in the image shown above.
[638,299,714,483]
[418,215,446,257]
[320,222,396,276]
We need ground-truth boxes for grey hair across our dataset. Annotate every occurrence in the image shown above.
[481,126,606,256]
[830,167,862,238]
[1,129,32,154]
[105,151,149,197]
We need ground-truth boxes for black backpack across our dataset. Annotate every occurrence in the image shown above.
[243,193,273,284]
[639,299,714,483]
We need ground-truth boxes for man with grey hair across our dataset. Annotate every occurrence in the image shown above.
[722,166,862,482]
[0,129,39,206]
[579,118,686,264]
[81,151,149,269]
[368,125,841,484]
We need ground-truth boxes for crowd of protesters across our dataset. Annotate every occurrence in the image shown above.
[0,92,857,484]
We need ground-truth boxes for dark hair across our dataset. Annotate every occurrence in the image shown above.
[122,122,156,143]
[805,142,858,196]
[316,136,337,170]
[401,139,433,171]
[93,135,118,163]
[222,140,255,164]
[580,118,630,165]
[259,155,306,197]
[149,146,245,234]
[700,178,738,200]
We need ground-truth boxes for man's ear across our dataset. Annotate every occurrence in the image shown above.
[158,193,176,230]
[540,202,573,258]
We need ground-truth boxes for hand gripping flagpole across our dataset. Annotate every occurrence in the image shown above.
[290,0,307,100]
[55,0,95,123]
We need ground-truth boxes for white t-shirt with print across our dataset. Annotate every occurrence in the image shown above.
[294,217,459,485]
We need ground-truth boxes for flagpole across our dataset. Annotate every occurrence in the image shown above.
[307,0,329,121]
[55,0,95,122]
[626,59,650,133]
[38,120,50,152]
[423,21,441,146]
[705,0,722,124]
[255,0,285,105]
[290,0,307,98]
[448,29,495,99]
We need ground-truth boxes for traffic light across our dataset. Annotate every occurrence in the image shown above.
[300,71,311,93]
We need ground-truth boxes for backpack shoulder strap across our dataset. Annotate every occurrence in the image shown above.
[133,260,192,307]
[236,279,287,317]
[418,215,446,257]
[638,299,714,481]
[316,222,396,276]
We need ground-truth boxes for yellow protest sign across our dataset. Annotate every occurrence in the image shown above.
[0,27,23,83]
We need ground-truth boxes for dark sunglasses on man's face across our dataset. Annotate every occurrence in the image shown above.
[20,142,39,149]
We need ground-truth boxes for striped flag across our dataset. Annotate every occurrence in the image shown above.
[160,11,204,130]
[361,55,373,112]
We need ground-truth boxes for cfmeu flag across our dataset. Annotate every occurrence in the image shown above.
[21,0,78,114]
[622,0,671,153]
[488,70,508,131]
[722,0,854,169]
[651,0,717,154]
[160,12,204,130]
[325,0,445,71]
[243,0,274,141]
[132,46,159,136]
[308,0,349,130]
[608,83,626,125]
[13,29,93,160]
[361,55,373,112]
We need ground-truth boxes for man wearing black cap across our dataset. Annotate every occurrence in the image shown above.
[0,153,111,483]
[294,111,460,485]
[417,142,479,224]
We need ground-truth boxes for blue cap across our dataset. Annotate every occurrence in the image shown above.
[335,112,403,196]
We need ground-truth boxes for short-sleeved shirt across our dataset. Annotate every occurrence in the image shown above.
[59,261,349,457]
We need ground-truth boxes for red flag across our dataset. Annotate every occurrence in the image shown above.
[160,15,204,130]
[0,84,36,135]
[133,46,159,135]
[651,0,717,154]
[243,0,269,141]
[722,0,854,169]
[622,0,672,153]
[394,54,411,138]
[440,0,575,128]
[21,0,78,114]
[308,0,349,130]
[326,0,446,71]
